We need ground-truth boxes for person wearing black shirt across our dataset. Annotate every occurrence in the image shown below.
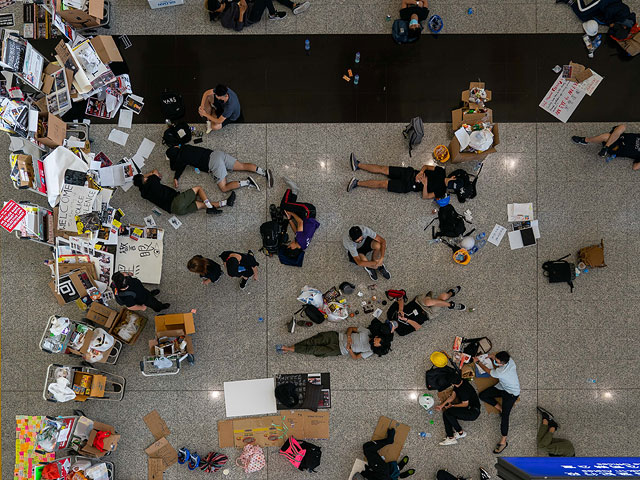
[133,169,235,215]
[399,0,429,40]
[347,153,456,201]
[435,374,481,446]
[572,124,640,170]
[111,271,170,312]
[219,250,259,289]
[187,255,223,285]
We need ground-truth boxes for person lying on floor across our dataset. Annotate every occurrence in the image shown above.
[167,144,272,192]
[348,153,456,203]
[276,322,392,359]
[353,429,416,480]
[573,124,640,170]
[399,0,429,41]
[278,178,320,266]
[385,287,465,336]
[133,169,235,215]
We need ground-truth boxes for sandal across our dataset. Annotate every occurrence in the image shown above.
[398,455,409,469]
[400,469,416,478]
[493,441,508,454]
[188,452,201,470]
[275,344,284,354]
[178,447,189,465]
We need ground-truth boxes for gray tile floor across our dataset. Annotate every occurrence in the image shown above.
[2,121,640,479]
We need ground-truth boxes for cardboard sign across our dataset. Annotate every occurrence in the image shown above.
[57,184,99,232]
[0,200,27,232]
[144,410,171,441]
[116,232,164,284]
[371,416,410,462]
[539,74,587,123]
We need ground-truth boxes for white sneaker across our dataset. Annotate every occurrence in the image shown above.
[454,431,467,440]
[293,1,310,14]
[439,437,458,446]
[206,120,212,134]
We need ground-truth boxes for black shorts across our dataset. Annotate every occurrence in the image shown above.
[348,236,374,263]
[386,166,418,194]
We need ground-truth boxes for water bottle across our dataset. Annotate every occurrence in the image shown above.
[386,15,391,21]
[304,39,310,55]
[194,168,201,174]
[355,52,360,63]
[428,238,441,245]
[354,74,359,85]
[467,7,473,14]
[468,246,479,255]
[258,317,264,323]
[475,232,487,249]
[419,432,431,438]
[473,161,483,172]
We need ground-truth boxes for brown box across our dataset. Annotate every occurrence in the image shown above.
[86,302,119,330]
[14,154,35,188]
[144,410,171,441]
[110,308,148,345]
[66,327,113,364]
[148,457,165,480]
[41,65,75,96]
[371,416,410,462]
[149,330,194,356]
[145,437,178,469]
[218,410,330,449]
[566,61,593,83]
[80,420,120,457]
[449,124,501,163]
[461,81,492,105]
[451,108,493,130]
[56,0,104,28]
[90,36,123,64]
[49,268,97,306]
[35,112,67,148]
[72,371,106,401]
[155,313,195,336]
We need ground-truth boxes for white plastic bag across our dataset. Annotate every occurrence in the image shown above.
[326,302,348,322]
[71,459,92,473]
[468,129,494,151]
[297,286,323,308]
[89,328,115,352]
[48,377,76,402]
[85,462,110,480]
[49,316,70,335]
[153,357,173,369]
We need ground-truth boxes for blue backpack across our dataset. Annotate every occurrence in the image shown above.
[392,19,417,44]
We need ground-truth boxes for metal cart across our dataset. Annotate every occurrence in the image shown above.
[40,315,123,365]
[76,0,112,34]
[43,364,125,403]
[140,352,195,377]
[12,201,55,246]
[39,455,114,480]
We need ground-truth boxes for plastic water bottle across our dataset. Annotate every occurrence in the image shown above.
[354,74,359,85]
[428,238,441,245]
[588,378,597,384]
[467,7,473,15]
[419,432,431,438]
[468,246,479,255]
[304,39,310,55]
[258,317,264,323]
[475,232,487,249]
[473,161,483,172]
[194,168,201,174]
[355,52,360,63]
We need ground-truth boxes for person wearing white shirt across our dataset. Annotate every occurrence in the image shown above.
[474,351,520,454]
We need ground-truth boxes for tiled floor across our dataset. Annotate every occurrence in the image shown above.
[2,121,640,479]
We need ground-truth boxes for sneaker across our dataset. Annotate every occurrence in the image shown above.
[150,289,160,296]
[287,318,296,333]
[266,168,274,188]
[188,452,201,470]
[448,286,462,297]
[293,1,310,14]
[480,467,491,480]
[226,191,236,207]
[284,176,299,194]
[571,136,588,145]
[397,456,409,470]
[206,120,212,134]
[399,470,416,479]
[207,207,222,214]
[450,302,466,311]
[347,177,358,192]
[269,10,287,19]
[365,267,378,281]
[275,344,284,354]
[240,278,248,289]
[454,430,467,440]
[247,176,260,190]
[598,146,609,157]
[178,447,190,464]
[350,152,359,171]
[439,437,458,446]
[378,264,391,280]
[160,303,170,311]
[548,419,560,430]
[536,406,555,422]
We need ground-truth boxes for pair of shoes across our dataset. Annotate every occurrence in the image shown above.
[207,207,222,215]
[347,177,358,192]
[275,344,284,354]
[454,430,467,440]
[149,289,160,296]
[439,437,457,446]
[269,11,287,19]
[247,176,261,191]
[536,406,555,422]
[293,0,310,14]
[240,278,248,290]
[226,191,236,207]
[493,441,508,454]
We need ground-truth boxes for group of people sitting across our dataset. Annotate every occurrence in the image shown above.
[205,0,310,31]
[556,0,637,42]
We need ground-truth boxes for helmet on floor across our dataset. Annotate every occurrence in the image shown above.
[430,351,448,368]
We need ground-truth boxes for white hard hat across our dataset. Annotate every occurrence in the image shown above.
[583,20,598,36]
[419,393,435,410]
[460,236,475,250]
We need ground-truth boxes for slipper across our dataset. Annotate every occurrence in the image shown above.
[178,447,189,464]
[275,344,284,354]
[398,455,409,470]
[188,452,201,470]
[493,441,508,454]
[400,469,416,478]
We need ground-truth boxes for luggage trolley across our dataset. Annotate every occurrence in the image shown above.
[75,0,112,34]
[39,455,114,480]
[40,315,123,365]
[43,364,125,403]
[12,201,55,246]
[140,352,195,377]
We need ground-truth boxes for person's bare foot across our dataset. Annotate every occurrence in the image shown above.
[282,345,295,352]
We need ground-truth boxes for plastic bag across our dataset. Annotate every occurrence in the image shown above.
[48,377,76,402]
[153,357,173,369]
[117,316,138,342]
[468,129,494,151]
[297,286,323,308]
[50,316,71,335]
[70,459,92,473]
[89,328,115,352]
[85,462,109,480]
[325,302,348,322]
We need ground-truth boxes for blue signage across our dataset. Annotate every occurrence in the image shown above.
[503,458,640,478]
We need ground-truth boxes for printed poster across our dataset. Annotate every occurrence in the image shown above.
[539,74,586,123]
[115,229,164,284]
[57,184,99,232]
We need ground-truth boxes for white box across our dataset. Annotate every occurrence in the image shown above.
[148,0,184,9]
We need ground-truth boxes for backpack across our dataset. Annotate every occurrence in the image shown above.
[160,91,185,122]
[162,122,192,147]
[461,336,492,357]
[448,164,482,203]
[542,254,576,292]
[578,239,606,268]
[294,304,326,324]
[435,204,466,238]
[392,19,418,44]
[402,117,424,157]
[425,365,457,391]
[260,220,284,256]
[236,444,266,473]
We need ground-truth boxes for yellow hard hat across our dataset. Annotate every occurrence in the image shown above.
[430,351,448,368]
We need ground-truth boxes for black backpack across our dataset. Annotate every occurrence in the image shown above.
[542,254,576,292]
[260,220,283,256]
[294,304,325,324]
[425,365,457,391]
[274,383,299,408]
[435,204,467,238]
[448,164,482,203]
[298,441,322,473]
[402,117,424,157]
[163,122,192,147]
[160,91,185,122]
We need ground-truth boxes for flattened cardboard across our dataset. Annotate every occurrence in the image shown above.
[567,61,593,83]
[154,313,195,335]
[371,416,410,462]
[144,410,171,441]
[35,112,67,148]
[86,302,118,330]
[57,0,104,27]
[449,124,500,163]
[148,457,164,480]
[145,437,178,468]
[474,374,520,413]
[91,36,123,64]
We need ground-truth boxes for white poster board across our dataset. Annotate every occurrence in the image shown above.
[115,230,164,284]
[223,378,277,418]
[57,184,99,232]
[539,74,586,123]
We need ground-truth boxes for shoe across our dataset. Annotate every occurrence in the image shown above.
[399,470,416,479]
[178,447,190,464]
[207,207,222,214]
[571,136,588,145]
[247,176,260,191]
[350,152,359,171]
[439,437,458,446]
[284,176,299,194]
[226,191,236,207]
[365,267,378,281]
[598,147,609,158]
[266,168,274,188]
[548,419,560,430]
[480,468,491,480]
[347,177,358,192]
[454,430,467,440]
[240,278,248,290]
[188,452,201,470]
[287,318,296,333]
[206,120,212,134]
[450,302,466,311]
[398,456,409,470]
[296,320,313,327]
[150,289,160,296]
[386,428,396,442]
[293,0,310,14]
[447,286,462,297]
[269,10,287,19]
[378,264,391,280]
[160,303,170,311]
[493,441,508,454]
[536,406,555,422]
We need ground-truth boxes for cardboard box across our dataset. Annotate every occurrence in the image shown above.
[90,36,123,64]
[80,420,120,457]
[35,112,66,148]
[41,65,75,96]
[461,82,492,105]
[57,0,104,28]
[111,308,148,345]
[566,62,592,84]
[14,154,35,188]
[86,302,119,330]
[449,124,500,163]
[218,410,330,449]
[72,371,106,401]
[154,313,195,335]
[144,410,171,441]
[49,268,97,305]
[149,330,194,356]
[451,108,493,130]
[66,327,114,364]
[371,416,410,462]
[145,437,178,469]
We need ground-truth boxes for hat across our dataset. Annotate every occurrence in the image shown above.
[583,20,598,36]
[275,383,299,408]
[339,281,356,294]
[430,351,448,368]
[435,195,451,207]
